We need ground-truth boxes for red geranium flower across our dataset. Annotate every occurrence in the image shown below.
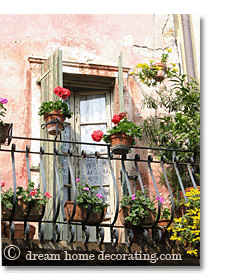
[91,130,104,142]
[61,88,71,99]
[45,192,52,198]
[118,112,126,119]
[53,86,71,99]
[30,190,37,196]
[111,114,122,125]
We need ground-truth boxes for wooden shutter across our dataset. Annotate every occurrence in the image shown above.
[118,52,124,113]
[39,49,63,238]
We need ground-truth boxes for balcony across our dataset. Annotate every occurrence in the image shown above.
[1,134,200,266]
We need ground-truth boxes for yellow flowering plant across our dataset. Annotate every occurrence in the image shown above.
[131,49,178,87]
[167,188,200,257]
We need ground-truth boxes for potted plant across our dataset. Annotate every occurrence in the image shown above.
[1,180,51,222]
[120,190,171,228]
[64,179,109,225]
[38,86,73,135]
[0,97,12,144]
[167,188,200,258]
[131,48,177,87]
[119,189,156,228]
[91,113,142,155]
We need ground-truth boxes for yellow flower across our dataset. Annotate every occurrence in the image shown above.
[171,63,176,66]
[187,249,198,257]
[165,48,172,52]
[172,68,178,72]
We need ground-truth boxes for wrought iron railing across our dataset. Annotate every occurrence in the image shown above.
[0,134,200,248]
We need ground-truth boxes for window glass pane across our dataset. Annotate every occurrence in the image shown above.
[80,94,106,123]
[81,158,109,186]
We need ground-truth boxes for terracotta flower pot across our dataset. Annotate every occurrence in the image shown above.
[153,63,167,82]
[110,133,133,155]
[0,123,11,144]
[44,110,65,135]
[119,206,155,228]
[64,201,107,225]
[5,223,36,239]
[1,199,44,222]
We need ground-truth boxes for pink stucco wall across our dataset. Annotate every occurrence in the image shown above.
[0,14,177,196]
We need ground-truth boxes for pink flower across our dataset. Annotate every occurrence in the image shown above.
[0,181,5,187]
[91,130,104,142]
[76,178,80,183]
[30,190,37,196]
[155,196,164,203]
[96,193,103,199]
[0,98,8,104]
[84,187,89,191]
[44,192,51,198]
[131,194,135,200]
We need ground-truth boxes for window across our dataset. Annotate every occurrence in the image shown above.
[66,90,112,218]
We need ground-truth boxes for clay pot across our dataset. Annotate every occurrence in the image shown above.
[119,206,155,228]
[1,199,44,222]
[0,123,11,144]
[44,110,65,135]
[64,201,107,225]
[153,63,167,82]
[110,133,133,155]
[5,223,36,239]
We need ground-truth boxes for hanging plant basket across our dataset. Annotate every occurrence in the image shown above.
[44,110,65,136]
[153,63,167,82]
[64,201,107,225]
[5,223,36,239]
[0,123,12,144]
[119,206,155,228]
[1,199,44,222]
[110,133,133,155]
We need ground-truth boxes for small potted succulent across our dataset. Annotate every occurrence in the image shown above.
[91,113,142,155]
[1,180,51,222]
[0,97,12,144]
[131,48,178,87]
[38,86,73,135]
[64,179,109,225]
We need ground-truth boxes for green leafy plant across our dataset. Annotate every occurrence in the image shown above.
[38,86,73,119]
[1,180,51,210]
[120,189,171,226]
[167,188,200,257]
[91,113,142,146]
[75,179,109,213]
